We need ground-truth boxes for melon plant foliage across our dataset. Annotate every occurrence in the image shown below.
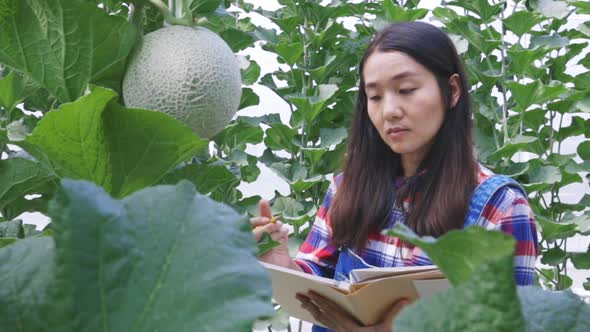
[0,0,589,331]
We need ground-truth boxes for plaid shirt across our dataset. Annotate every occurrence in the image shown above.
[294,165,539,286]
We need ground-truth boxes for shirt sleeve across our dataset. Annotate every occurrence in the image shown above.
[293,175,342,278]
[480,186,539,286]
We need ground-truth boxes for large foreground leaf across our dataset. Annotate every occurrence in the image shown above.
[0,236,55,330]
[389,225,590,332]
[518,287,590,332]
[394,254,524,332]
[387,224,516,285]
[0,179,274,332]
[0,0,137,102]
[20,87,207,198]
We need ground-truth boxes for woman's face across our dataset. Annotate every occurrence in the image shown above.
[363,50,453,169]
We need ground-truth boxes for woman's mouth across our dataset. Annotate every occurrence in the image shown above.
[387,127,409,139]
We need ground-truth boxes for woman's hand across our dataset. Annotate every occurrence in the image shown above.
[251,200,292,268]
[296,291,410,332]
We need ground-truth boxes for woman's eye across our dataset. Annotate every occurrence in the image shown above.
[369,95,381,101]
[399,88,416,95]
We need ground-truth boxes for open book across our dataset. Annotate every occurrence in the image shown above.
[260,262,450,328]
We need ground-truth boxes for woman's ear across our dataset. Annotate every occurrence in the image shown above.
[449,73,462,108]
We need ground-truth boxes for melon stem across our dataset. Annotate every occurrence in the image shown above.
[149,0,192,26]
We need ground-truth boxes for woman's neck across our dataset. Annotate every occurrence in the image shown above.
[401,154,421,177]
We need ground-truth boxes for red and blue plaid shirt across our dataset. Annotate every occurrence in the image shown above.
[294,165,539,286]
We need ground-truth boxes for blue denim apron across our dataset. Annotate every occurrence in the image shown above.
[311,175,525,332]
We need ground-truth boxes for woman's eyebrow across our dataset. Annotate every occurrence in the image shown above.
[365,70,420,89]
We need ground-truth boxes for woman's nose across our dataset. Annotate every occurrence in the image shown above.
[382,94,403,119]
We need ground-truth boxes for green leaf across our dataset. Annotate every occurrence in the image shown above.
[275,42,304,66]
[381,0,428,22]
[0,237,17,247]
[236,114,282,126]
[507,46,546,75]
[302,147,328,165]
[491,135,538,160]
[386,224,516,286]
[242,60,261,85]
[5,119,26,141]
[0,236,55,330]
[143,1,164,34]
[530,33,569,50]
[28,179,273,331]
[578,141,590,160]
[213,119,264,150]
[188,0,223,15]
[159,163,240,202]
[265,123,298,153]
[518,287,590,331]
[257,232,281,257]
[536,216,578,241]
[563,213,590,235]
[272,196,305,218]
[0,157,57,219]
[571,252,590,269]
[268,162,307,184]
[504,11,543,36]
[291,175,324,193]
[572,1,590,14]
[21,86,207,198]
[444,19,500,55]
[239,87,260,109]
[524,165,562,192]
[219,28,256,52]
[394,251,524,332]
[0,71,24,111]
[432,7,461,24]
[541,246,568,265]
[22,85,58,114]
[240,162,261,183]
[0,219,23,238]
[319,127,348,148]
[447,0,503,21]
[531,0,570,19]
[287,84,338,124]
[507,81,542,110]
[0,0,137,102]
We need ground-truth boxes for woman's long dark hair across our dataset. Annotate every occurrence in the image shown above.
[331,22,478,250]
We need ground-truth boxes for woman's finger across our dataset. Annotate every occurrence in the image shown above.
[250,216,270,227]
[297,294,337,330]
[308,291,360,327]
[270,222,289,240]
[258,199,272,219]
[382,298,411,323]
[252,221,286,242]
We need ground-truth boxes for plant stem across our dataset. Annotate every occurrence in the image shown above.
[535,267,559,288]
[128,2,145,39]
[499,5,509,145]
[149,0,191,26]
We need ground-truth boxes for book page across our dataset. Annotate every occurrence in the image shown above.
[349,265,440,283]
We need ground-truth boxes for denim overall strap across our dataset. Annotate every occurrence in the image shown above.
[463,175,526,228]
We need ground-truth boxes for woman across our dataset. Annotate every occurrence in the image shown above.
[251,21,538,332]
